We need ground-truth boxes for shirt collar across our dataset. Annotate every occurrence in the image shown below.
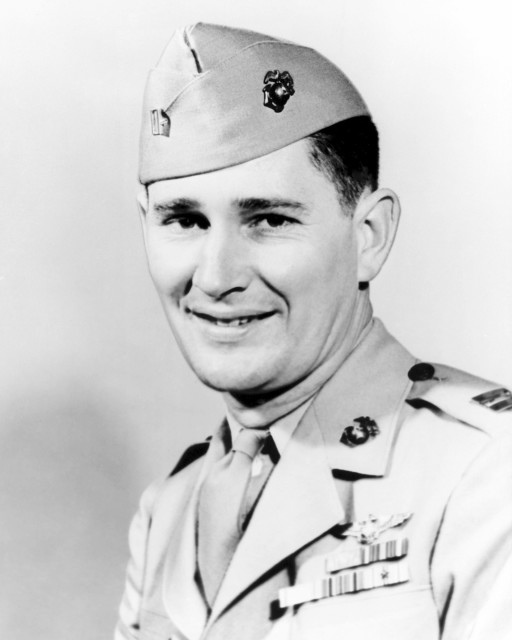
[225,398,314,457]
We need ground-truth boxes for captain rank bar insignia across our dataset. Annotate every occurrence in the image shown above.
[278,559,409,608]
[472,388,512,412]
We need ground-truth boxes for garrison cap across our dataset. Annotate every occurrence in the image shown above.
[139,23,370,184]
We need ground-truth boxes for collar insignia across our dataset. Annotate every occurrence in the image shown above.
[340,416,379,447]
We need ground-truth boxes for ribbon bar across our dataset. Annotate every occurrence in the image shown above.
[326,537,409,573]
[278,559,409,608]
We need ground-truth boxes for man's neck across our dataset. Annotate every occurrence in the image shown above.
[222,292,374,428]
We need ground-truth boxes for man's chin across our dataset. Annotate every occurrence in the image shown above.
[192,364,282,396]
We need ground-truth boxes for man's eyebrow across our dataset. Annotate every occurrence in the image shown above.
[235,197,307,214]
[151,196,307,217]
[152,198,201,214]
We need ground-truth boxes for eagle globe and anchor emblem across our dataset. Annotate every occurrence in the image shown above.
[262,70,295,113]
[340,416,380,447]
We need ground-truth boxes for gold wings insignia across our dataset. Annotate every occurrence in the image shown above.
[343,513,413,545]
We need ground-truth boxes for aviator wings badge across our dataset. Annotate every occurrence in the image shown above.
[343,513,413,545]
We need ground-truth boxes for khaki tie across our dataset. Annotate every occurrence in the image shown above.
[198,428,271,606]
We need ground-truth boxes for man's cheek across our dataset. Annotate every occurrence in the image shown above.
[147,258,170,293]
[147,254,190,295]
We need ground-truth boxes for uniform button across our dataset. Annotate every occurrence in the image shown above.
[408,362,435,382]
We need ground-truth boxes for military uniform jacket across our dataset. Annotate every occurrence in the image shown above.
[115,319,512,640]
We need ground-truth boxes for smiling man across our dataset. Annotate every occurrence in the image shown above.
[116,23,512,640]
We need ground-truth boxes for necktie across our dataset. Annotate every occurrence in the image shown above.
[198,428,270,606]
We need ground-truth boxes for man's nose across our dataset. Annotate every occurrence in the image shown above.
[192,227,250,298]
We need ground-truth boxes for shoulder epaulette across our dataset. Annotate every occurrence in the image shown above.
[170,438,211,477]
[406,361,512,435]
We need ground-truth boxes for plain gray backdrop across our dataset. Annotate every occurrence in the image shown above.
[1,1,511,638]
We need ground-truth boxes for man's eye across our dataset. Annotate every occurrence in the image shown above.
[161,214,209,230]
[252,214,294,229]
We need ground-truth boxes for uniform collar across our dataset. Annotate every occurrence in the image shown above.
[312,317,416,476]
[221,317,415,476]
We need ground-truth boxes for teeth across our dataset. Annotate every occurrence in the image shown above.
[192,311,271,327]
[214,317,251,327]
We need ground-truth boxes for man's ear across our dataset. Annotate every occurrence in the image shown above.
[354,187,401,283]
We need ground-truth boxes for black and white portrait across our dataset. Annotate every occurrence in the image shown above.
[1,2,511,639]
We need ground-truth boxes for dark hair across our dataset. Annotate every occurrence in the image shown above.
[307,115,379,212]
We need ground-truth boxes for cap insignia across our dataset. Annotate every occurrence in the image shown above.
[262,70,295,113]
[340,416,379,447]
[151,109,170,137]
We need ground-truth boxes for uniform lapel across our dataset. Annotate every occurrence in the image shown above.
[207,319,416,624]
[209,406,344,623]
[161,426,228,640]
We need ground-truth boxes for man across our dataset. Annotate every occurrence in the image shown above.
[116,23,512,640]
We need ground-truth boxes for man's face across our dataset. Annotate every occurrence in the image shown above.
[141,139,362,394]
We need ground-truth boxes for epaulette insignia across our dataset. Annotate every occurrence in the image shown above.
[472,388,512,412]
[170,439,211,476]
[407,361,512,432]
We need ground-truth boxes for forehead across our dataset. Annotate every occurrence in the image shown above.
[147,138,339,209]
